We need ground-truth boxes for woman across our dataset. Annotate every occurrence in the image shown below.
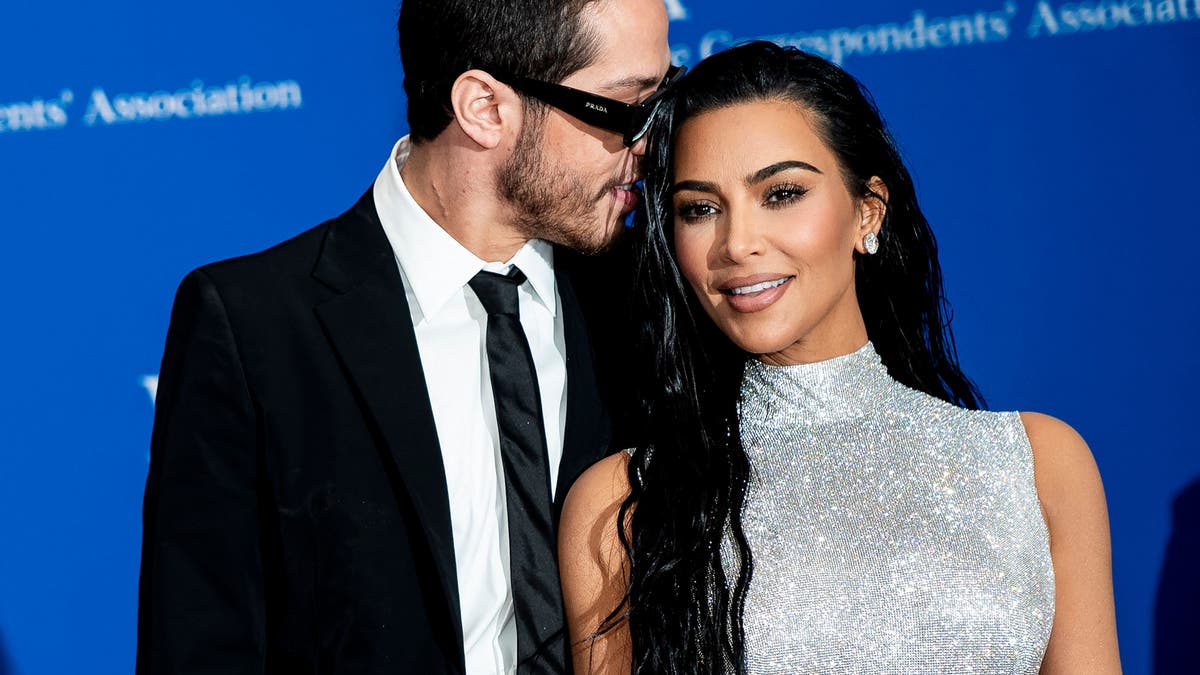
[558,42,1120,674]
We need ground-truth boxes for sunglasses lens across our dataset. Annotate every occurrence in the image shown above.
[626,102,661,145]
[625,87,674,145]
[624,66,685,145]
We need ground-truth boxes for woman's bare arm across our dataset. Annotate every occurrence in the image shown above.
[559,451,635,675]
[1022,412,1121,674]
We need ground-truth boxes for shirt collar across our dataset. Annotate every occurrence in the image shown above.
[503,239,557,316]
[373,136,558,321]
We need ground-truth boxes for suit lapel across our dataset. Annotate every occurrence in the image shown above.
[554,266,611,516]
[309,194,611,657]
[312,191,464,663]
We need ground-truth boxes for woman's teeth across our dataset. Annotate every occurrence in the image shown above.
[729,277,789,295]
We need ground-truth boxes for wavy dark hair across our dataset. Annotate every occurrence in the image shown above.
[607,41,985,673]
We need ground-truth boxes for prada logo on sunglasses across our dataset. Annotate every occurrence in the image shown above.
[492,64,684,147]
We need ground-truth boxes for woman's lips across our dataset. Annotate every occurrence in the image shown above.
[720,275,794,313]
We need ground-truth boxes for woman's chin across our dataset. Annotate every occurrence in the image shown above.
[726,333,798,359]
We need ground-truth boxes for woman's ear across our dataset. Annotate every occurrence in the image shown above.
[448,69,519,149]
[855,176,889,254]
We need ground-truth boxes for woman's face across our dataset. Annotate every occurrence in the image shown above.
[671,99,885,365]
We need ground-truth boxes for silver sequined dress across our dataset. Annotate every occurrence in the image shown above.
[730,342,1054,674]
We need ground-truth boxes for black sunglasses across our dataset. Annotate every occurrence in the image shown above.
[493,64,686,147]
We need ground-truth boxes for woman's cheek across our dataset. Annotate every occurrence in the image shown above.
[674,227,712,296]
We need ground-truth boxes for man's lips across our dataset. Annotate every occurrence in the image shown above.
[598,175,640,199]
[610,181,641,212]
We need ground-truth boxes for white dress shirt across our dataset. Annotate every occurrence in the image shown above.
[372,136,568,675]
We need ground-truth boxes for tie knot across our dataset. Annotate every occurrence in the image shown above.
[469,268,526,316]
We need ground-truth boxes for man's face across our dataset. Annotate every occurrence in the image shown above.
[499,0,671,254]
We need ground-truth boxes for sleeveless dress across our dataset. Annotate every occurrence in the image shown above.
[728,343,1054,673]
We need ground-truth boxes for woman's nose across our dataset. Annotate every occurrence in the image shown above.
[719,208,764,263]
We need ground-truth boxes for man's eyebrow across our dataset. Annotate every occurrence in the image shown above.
[595,75,663,95]
[671,179,719,194]
[747,160,823,185]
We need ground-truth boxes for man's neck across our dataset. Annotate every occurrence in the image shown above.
[400,138,530,264]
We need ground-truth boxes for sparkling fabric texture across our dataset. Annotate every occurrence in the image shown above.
[729,342,1054,674]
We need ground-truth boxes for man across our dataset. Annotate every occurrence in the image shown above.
[135,1,672,673]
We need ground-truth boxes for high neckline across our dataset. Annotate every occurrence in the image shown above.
[741,342,898,424]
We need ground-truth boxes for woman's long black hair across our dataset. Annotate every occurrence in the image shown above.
[607,41,985,673]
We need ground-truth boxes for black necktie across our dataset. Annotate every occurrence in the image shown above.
[468,268,567,674]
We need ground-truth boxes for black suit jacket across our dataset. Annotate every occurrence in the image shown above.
[137,191,616,674]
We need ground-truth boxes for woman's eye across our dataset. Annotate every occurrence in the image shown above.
[764,184,808,206]
[676,202,719,221]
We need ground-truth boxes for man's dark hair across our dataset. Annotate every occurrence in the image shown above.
[399,0,602,143]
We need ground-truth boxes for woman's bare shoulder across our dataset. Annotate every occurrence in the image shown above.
[1018,412,1104,514]
[560,450,634,569]
[563,451,633,519]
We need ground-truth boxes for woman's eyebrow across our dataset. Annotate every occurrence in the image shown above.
[671,179,719,194]
[671,161,822,195]
[747,160,822,185]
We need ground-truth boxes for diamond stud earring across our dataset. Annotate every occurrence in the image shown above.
[864,231,879,255]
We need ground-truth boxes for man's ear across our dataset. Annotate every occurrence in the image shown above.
[449,70,520,149]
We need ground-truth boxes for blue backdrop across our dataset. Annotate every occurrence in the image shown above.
[1,1,1197,673]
